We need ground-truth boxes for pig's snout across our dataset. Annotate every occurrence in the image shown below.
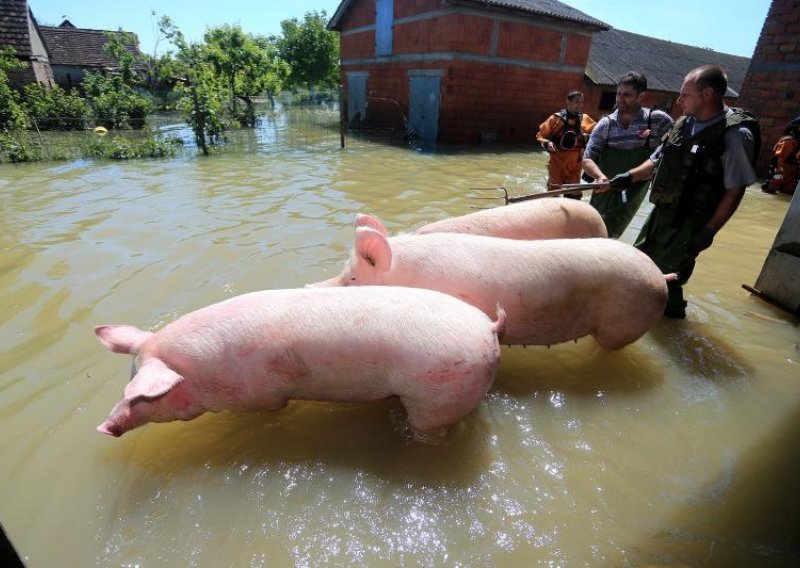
[97,420,122,437]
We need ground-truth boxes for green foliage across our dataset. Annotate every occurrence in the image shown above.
[23,83,90,130]
[0,132,41,162]
[83,71,153,129]
[82,135,182,160]
[161,17,231,154]
[202,25,289,126]
[0,47,30,131]
[277,11,339,92]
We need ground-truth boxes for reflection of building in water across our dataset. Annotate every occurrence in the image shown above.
[747,185,800,314]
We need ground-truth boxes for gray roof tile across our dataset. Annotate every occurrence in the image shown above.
[586,28,750,97]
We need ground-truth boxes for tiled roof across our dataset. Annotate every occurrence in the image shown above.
[586,28,751,97]
[0,0,34,57]
[451,0,608,28]
[39,26,140,67]
[328,0,608,30]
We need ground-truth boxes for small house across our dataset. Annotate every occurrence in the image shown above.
[0,0,54,89]
[329,0,609,143]
[39,21,142,90]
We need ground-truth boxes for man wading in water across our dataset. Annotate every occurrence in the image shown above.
[606,64,760,318]
[536,91,596,198]
[583,72,673,237]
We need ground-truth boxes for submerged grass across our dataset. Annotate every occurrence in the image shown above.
[0,131,184,163]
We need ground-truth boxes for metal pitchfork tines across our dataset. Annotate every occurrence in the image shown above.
[468,183,609,209]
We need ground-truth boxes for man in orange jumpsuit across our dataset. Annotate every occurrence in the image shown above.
[762,117,800,195]
[536,91,596,198]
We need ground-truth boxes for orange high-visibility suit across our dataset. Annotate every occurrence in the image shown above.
[537,112,596,195]
[762,135,799,195]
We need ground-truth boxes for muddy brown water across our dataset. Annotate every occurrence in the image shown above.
[1,119,799,566]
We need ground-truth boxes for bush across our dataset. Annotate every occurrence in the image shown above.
[82,135,181,160]
[84,72,153,130]
[23,83,90,130]
[0,132,42,162]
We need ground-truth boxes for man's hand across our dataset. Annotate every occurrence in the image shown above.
[690,226,717,256]
[544,141,556,153]
[609,171,633,189]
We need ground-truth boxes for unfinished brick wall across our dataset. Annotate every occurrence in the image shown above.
[737,0,800,169]
[336,0,598,143]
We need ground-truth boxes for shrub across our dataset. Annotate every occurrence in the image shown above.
[23,83,90,131]
[84,72,153,130]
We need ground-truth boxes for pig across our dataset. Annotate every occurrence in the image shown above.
[310,214,670,349]
[94,286,505,438]
[414,197,607,239]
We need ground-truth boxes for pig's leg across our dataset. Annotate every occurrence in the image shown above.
[398,371,489,434]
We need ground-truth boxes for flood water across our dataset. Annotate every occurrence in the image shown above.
[1,110,799,567]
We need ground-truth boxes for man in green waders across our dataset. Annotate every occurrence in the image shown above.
[583,72,674,238]
[610,64,760,318]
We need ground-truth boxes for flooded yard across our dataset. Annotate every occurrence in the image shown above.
[1,108,799,566]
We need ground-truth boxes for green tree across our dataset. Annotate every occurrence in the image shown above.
[161,17,231,155]
[277,11,339,95]
[0,47,30,130]
[203,24,288,126]
[23,83,89,130]
[142,12,182,98]
[83,31,152,129]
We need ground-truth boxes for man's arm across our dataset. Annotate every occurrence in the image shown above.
[536,116,558,152]
[706,187,746,232]
[582,118,609,180]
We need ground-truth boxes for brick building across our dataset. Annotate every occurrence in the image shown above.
[329,0,609,143]
[330,0,756,144]
[737,0,800,170]
[39,20,143,90]
[0,0,54,89]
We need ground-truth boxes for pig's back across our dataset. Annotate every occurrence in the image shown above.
[415,198,607,240]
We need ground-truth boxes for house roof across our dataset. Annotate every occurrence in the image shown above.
[38,25,140,67]
[0,0,34,57]
[586,28,751,97]
[328,0,608,31]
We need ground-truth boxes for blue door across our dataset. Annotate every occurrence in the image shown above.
[347,73,367,126]
[408,75,441,143]
[375,0,394,56]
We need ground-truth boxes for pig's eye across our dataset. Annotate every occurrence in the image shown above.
[349,276,357,281]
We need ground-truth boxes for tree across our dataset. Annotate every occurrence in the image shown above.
[203,25,288,126]
[0,47,30,130]
[161,17,230,155]
[82,31,152,129]
[276,11,339,95]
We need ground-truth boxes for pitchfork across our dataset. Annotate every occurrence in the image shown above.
[468,182,611,209]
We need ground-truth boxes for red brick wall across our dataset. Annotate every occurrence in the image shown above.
[342,0,375,28]
[494,21,562,61]
[337,0,597,143]
[394,14,494,55]
[340,29,375,60]
[737,0,800,169]
[440,62,585,143]
[394,0,447,19]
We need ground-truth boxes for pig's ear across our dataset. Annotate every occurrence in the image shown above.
[354,213,388,237]
[124,360,184,403]
[355,227,392,272]
[95,325,153,354]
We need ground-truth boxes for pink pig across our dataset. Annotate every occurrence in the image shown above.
[95,287,505,438]
[310,215,670,349]
[415,197,607,239]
